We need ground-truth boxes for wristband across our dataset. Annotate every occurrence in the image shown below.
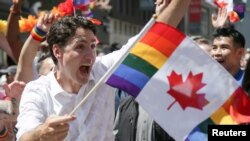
[31,26,47,42]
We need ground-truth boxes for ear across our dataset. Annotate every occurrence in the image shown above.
[237,48,245,57]
[52,44,63,60]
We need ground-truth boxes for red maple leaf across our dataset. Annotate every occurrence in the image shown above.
[167,71,209,110]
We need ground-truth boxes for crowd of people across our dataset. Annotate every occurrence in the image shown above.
[0,0,250,141]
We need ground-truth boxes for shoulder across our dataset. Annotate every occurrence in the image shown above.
[25,75,49,90]
[119,96,138,112]
[22,75,50,101]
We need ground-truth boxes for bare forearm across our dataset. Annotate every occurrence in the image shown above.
[6,3,23,62]
[6,14,22,47]
[6,10,21,42]
[157,0,191,27]
[19,127,42,141]
[15,35,39,83]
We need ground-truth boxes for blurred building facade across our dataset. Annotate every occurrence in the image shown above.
[107,0,216,46]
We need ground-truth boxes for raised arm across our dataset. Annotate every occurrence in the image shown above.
[15,13,58,83]
[156,0,191,27]
[211,7,229,29]
[6,0,24,63]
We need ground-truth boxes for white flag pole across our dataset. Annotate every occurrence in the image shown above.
[73,7,76,16]
[69,17,156,115]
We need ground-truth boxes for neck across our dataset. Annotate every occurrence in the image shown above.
[55,70,81,94]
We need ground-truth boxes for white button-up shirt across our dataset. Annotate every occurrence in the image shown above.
[16,37,136,141]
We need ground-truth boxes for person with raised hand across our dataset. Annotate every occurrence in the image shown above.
[113,1,178,141]
[16,0,191,141]
[212,7,229,29]
[211,27,245,85]
[0,12,58,141]
[15,13,58,83]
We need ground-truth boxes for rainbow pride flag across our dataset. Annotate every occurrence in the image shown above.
[187,87,250,140]
[106,22,250,141]
[73,0,95,10]
[106,22,184,97]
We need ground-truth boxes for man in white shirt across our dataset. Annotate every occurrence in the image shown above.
[16,0,191,141]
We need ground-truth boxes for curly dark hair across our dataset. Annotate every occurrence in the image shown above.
[46,16,96,65]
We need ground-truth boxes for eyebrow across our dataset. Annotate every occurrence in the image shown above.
[74,36,96,43]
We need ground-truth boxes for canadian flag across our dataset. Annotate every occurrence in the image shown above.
[106,21,250,141]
